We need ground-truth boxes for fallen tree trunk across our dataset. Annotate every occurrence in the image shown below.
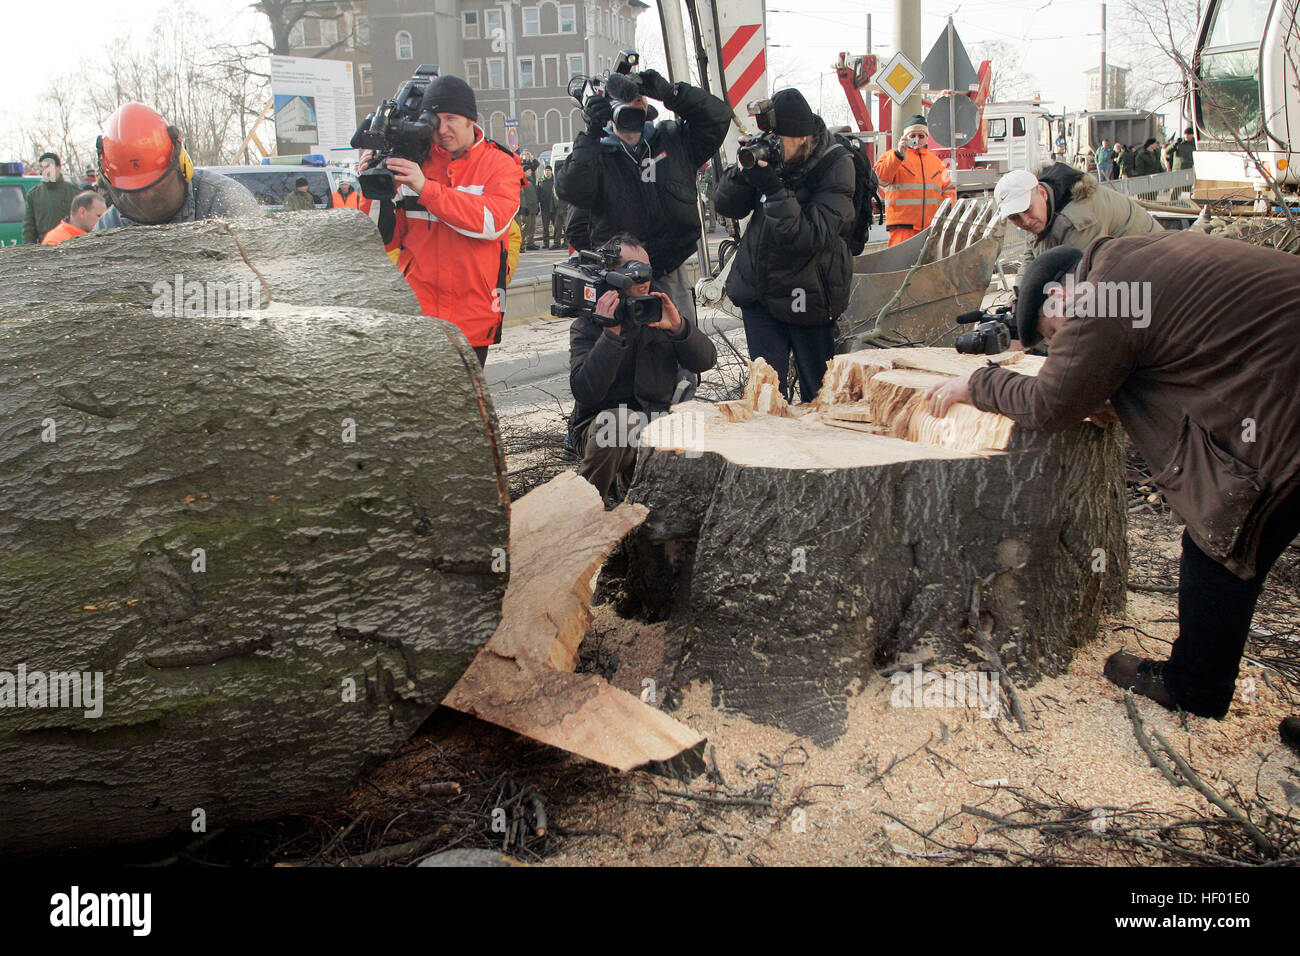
[601,351,1127,746]
[0,213,509,857]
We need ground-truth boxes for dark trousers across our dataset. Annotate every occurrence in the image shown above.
[741,304,836,404]
[472,345,488,366]
[1164,486,1300,717]
[540,208,555,246]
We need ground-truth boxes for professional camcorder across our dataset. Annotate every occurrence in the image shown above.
[551,242,662,328]
[738,99,784,170]
[566,50,657,132]
[350,64,441,201]
[954,304,1016,355]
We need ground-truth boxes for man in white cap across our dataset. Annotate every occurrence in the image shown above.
[994,161,1159,263]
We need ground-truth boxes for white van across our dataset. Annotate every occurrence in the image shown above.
[201,164,360,211]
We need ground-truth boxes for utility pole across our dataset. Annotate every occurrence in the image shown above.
[946,15,957,168]
[1099,3,1107,109]
[892,0,921,142]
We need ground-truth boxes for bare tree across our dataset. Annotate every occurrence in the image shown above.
[253,0,358,57]
[970,41,1040,102]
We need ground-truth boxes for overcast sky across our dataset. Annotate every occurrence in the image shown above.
[5,0,1185,127]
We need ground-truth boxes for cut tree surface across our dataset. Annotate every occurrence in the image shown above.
[602,348,1126,746]
[445,472,706,775]
[0,213,509,857]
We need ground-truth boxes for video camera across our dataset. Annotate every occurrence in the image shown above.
[738,99,783,170]
[954,305,1016,355]
[566,50,654,133]
[350,65,441,201]
[551,241,662,328]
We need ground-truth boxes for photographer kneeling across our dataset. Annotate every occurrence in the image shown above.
[712,89,855,404]
[568,235,717,501]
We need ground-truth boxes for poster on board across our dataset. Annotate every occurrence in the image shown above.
[270,56,358,155]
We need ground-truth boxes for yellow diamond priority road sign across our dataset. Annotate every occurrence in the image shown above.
[876,51,923,105]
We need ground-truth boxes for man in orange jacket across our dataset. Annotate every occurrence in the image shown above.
[331,181,360,208]
[359,74,524,366]
[873,114,955,246]
[41,190,107,245]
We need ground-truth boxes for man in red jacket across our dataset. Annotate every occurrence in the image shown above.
[360,75,523,366]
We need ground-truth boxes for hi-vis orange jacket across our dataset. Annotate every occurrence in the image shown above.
[873,147,956,232]
[331,191,359,208]
[362,128,524,347]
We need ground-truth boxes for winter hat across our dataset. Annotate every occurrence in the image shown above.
[771,89,818,137]
[902,114,928,140]
[1015,245,1084,348]
[295,177,309,187]
[422,74,478,121]
[994,169,1040,219]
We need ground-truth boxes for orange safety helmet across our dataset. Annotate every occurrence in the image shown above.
[97,102,193,190]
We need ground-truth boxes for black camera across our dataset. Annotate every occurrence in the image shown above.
[738,99,783,170]
[954,305,1016,355]
[351,65,441,201]
[551,242,661,328]
[567,50,655,133]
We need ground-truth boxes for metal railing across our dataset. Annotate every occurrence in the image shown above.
[1100,168,1196,203]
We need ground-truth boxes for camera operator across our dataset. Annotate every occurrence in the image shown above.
[358,74,524,366]
[712,89,856,404]
[569,235,717,501]
[555,57,731,324]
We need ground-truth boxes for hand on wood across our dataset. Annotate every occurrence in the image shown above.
[385,157,427,195]
[924,372,973,418]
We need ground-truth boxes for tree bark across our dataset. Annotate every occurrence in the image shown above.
[0,213,509,856]
[601,352,1127,747]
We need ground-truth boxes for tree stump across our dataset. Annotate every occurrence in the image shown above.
[0,213,510,856]
[602,350,1127,746]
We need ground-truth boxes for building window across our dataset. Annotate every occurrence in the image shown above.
[518,57,536,88]
[302,18,321,46]
[356,16,370,45]
[542,54,560,88]
[566,53,584,81]
[289,20,305,47]
[463,11,479,39]
[522,110,538,145]
[396,30,413,60]
[484,8,504,41]
[544,108,562,142]
[490,111,507,141]
[559,4,576,34]
[320,17,338,46]
[523,6,540,36]
[465,59,482,89]
[487,57,506,90]
[360,64,373,96]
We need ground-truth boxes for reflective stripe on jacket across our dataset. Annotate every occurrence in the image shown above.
[873,147,955,231]
[361,128,524,347]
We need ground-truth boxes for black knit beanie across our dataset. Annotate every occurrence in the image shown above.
[771,89,817,137]
[422,75,478,121]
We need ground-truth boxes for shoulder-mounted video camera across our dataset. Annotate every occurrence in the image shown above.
[551,240,662,328]
[738,98,783,170]
[954,304,1016,355]
[566,50,657,133]
[350,64,440,201]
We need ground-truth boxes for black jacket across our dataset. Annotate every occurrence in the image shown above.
[713,121,856,326]
[569,293,717,437]
[555,81,731,276]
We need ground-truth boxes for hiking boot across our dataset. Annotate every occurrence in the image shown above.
[1105,652,1178,711]
[1281,716,1300,755]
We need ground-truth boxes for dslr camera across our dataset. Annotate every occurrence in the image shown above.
[954,305,1016,355]
[551,241,663,328]
[567,50,654,133]
[350,65,441,201]
[738,99,784,170]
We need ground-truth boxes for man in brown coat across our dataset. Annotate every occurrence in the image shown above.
[925,232,1300,747]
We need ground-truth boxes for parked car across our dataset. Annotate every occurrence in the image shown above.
[0,169,41,246]
[201,164,358,212]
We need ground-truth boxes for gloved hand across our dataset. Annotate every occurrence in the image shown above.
[584,94,612,135]
[742,161,782,196]
[637,69,675,103]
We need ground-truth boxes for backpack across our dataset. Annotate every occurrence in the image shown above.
[815,131,881,256]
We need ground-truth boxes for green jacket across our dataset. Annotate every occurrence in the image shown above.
[1116,149,1136,177]
[282,189,316,211]
[537,177,556,214]
[22,177,81,243]
[1134,149,1162,177]
[519,181,539,215]
[1170,138,1196,170]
